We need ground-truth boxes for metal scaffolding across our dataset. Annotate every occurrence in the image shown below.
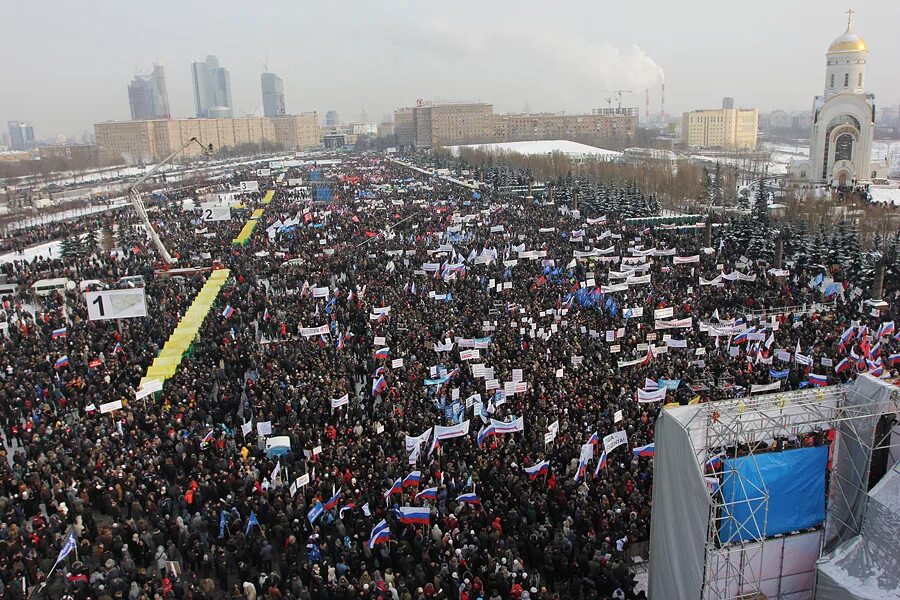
[676,381,900,599]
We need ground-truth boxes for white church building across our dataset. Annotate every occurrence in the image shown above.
[789,13,890,187]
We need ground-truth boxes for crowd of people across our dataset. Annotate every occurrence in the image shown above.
[0,153,897,600]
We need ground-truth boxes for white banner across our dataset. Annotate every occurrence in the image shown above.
[300,325,329,337]
[673,255,700,264]
[637,388,667,403]
[312,286,330,298]
[655,317,693,330]
[239,181,259,192]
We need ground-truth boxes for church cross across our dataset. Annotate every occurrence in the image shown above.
[846,9,854,28]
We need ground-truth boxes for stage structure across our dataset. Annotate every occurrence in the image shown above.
[649,375,899,599]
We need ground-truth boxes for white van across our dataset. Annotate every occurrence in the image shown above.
[31,278,72,296]
[118,275,145,288]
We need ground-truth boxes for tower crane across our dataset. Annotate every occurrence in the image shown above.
[126,136,213,266]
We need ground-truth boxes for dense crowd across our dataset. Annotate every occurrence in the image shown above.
[0,153,896,600]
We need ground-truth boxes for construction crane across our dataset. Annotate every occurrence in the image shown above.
[127,136,212,265]
[612,90,632,110]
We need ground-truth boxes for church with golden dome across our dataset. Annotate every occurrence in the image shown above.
[789,11,890,187]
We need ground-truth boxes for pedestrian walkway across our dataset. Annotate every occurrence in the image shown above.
[232,192,273,245]
[139,268,230,389]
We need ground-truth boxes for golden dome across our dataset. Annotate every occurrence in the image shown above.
[828,26,867,53]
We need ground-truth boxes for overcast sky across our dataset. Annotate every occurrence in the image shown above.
[2,0,898,139]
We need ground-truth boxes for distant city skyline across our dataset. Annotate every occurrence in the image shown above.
[0,1,898,138]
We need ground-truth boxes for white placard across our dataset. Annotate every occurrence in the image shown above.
[374,336,386,345]
[297,473,310,487]
[654,307,674,320]
[392,358,404,369]
[257,168,271,177]
[257,421,273,436]
[85,289,148,321]
[135,379,163,400]
[614,409,623,423]
[603,430,628,456]
[312,445,323,456]
[239,181,259,192]
[201,205,231,221]
[100,400,123,414]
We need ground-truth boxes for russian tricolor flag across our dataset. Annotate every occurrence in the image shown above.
[868,342,882,359]
[593,451,608,478]
[809,373,828,387]
[374,347,390,359]
[51,327,67,339]
[889,353,900,367]
[524,460,550,480]
[877,321,895,338]
[644,378,658,391]
[734,327,754,345]
[384,478,402,498]
[397,506,430,525]
[632,443,655,457]
[368,519,390,548]
[838,326,855,349]
[54,355,69,370]
[456,492,480,504]
[476,424,495,448]
[324,488,343,511]
[834,357,851,373]
[415,486,438,501]
[586,432,599,446]
[705,452,725,472]
[372,375,387,396]
[201,429,214,444]
[402,470,421,488]
[222,305,235,318]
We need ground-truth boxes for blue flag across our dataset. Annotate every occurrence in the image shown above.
[246,510,259,535]
[769,368,790,379]
[219,510,227,538]
[54,530,77,566]
[308,501,325,524]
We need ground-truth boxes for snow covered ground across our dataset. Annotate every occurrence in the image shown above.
[0,230,106,265]
[868,186,900,206]
[4,199,128,232]
[448,140,622,158]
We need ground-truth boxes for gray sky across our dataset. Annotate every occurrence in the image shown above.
[2,0,898,139]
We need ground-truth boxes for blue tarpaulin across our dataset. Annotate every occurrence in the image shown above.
[719,445,827,543]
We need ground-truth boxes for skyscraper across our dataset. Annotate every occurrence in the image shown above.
[261,72,286,117]
[325,111,339,128]
[191,55,233,118]
[128,64,171,120]
[8,121,35,150]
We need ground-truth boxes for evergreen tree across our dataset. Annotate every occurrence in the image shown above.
[752,176,769,226]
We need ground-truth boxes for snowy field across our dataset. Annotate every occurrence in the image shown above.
[4,199,128,232]
[448,140,622,158]
[869,186,900,206]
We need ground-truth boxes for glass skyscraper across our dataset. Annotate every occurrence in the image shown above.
[191,55,233,118]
